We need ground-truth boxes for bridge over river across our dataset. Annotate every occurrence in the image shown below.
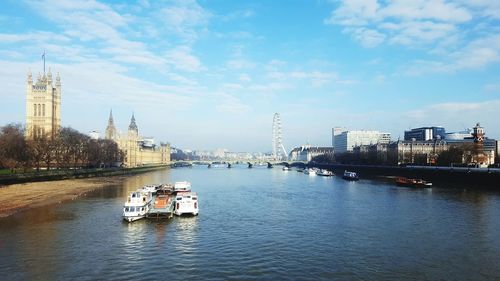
[171,160,308,169]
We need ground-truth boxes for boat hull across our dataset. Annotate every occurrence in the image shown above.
[123,215,145,222]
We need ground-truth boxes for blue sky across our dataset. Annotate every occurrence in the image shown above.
[1,0,499,152]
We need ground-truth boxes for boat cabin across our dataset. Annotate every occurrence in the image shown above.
[174,181,192,192]
[174,191,198,216]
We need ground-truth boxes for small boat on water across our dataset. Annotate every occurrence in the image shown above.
[123,190,153,222]
[304,168,317,175]
[282,166,290,171]
[395,177,432,188]
[174,181,191,192]
[141,184,159,194]
[317,169,334,177]
[342,170,359,181]
[174,191,199,216]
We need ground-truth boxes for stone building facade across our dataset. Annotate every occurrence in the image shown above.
[25,69,61,139]
[105,111,170,167]
[388,140,448,165]
[289,145,334,162]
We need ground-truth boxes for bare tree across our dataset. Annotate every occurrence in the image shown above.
[0,124,30,172]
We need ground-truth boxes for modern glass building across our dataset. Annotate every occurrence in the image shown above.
[404,127,446,141]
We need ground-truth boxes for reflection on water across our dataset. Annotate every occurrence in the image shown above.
[0,166,499,280]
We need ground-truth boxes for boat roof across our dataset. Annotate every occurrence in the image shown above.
[176,191,197,196]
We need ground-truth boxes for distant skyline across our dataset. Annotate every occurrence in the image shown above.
[1,0,499,152]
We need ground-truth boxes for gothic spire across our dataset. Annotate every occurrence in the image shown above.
[105,109,117,140]
[128,113,138,135]
[108,109,114,125]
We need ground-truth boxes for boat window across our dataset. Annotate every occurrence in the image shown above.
[124,207,128,212]
[176,197,182,200]
[192,197,197,200]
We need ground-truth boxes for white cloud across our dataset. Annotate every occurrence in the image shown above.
[404,34,500,74]
[0,32,70,43]
[215,92,250,113]
[290,71,339,87]
[165,46,203,72]
[379,0,471,23]
[226,59,256,70]
[347,27,386,47]
[220,9,255,21]
[238,74,251,82]
[156,0,212,41]
[325,0,474,48]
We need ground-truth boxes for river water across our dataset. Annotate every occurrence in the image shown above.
[1,166,499,280]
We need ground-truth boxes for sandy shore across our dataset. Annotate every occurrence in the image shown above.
[0,177,126,218]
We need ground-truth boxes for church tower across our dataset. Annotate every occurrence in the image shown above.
[128,113,139,137]
[105,109,117,140]
[25,68,61,139]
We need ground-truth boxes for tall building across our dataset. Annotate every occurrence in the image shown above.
[404,126,445,141]
[104,112,170,167]
[333,129,391,153]
[332,127,347,148]
[105,110,117,140]
[25,69,61,139]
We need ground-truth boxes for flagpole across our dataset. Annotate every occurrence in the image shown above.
[42,50,46,74]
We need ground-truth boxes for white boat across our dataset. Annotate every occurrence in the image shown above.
[282,166,290,171]
[123,190,153,222]
[342,170,359,181]
[174,181,192,192]
[317,169,334,176]
[304,168,317,175]
[141,184,159,193]
[174,191,199,216]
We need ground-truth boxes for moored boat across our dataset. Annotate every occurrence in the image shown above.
[141,184,159,194]
[123,189,153,222]
[317,169,334,176]
[395,177,432,188]
[304,168,317,175]
[174,181,192,192]
[174,191,199,216]
[342,170,359,181]
[282,166,290,171]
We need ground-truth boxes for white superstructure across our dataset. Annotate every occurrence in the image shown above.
[141,184,159,194]
[123,190,153,222]
[174,181,192,192]
[174,192,199,216]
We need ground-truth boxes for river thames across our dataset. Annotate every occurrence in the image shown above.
[1,165,499,280]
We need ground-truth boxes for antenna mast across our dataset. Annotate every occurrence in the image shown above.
[42,50,46,74]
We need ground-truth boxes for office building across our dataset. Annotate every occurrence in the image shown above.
[404,126,445,141]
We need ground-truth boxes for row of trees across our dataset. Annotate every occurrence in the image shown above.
[0,124,123,172]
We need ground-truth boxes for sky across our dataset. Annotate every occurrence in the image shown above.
[0,0,499,152]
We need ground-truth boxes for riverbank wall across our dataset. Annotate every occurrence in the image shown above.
[310,163,500,188]
[0,164,170,186]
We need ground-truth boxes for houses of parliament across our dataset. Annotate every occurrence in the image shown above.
[25,66,170,167]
